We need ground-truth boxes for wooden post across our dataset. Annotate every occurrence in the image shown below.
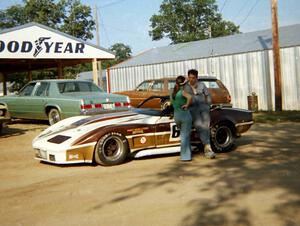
[28,61,32,81]
[92,58,99,86]
[271,0,282,111]
[98,60,103,88]
[94,5,102,88]
[3,73,7,96]
[57,60,63,79]
[107,68,111,93]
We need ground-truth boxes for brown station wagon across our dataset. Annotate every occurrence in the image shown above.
[115,76,232,109]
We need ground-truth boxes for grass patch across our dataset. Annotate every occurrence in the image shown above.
[253,111,300,123]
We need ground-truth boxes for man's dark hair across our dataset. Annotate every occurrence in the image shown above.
[188,69,198,78]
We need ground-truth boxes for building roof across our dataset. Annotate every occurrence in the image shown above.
[0,22,115,60]
[0,22,115,74]
[112,24,300,69]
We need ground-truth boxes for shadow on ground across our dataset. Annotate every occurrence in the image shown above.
[94,123,300,226]
[0,119,48,138]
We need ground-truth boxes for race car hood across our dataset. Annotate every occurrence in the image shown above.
[35,110,139,139]
[32,109,162,150]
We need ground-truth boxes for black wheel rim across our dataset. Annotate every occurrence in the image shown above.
[101,136,123,161]
[215,126,231,147]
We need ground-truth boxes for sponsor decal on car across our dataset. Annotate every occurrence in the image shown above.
[140,137,147,144]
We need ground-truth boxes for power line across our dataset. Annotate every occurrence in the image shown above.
[99,0,127,9]
[234,0,251,19]
[220,0,229,13]
[239,0,261,26]
[98,9,111,47]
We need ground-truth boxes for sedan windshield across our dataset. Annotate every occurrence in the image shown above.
[57,81,103,93]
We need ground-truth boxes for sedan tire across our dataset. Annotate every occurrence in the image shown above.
[94,132,129,166]
[210,122,236,152]
[48,108,61,125]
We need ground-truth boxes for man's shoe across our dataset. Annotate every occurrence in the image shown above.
[204,144,216,159]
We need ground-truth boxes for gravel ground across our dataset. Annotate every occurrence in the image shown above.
[0,121,299,226]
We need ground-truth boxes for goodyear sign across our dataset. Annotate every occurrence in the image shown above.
[0,37,85,57]
[0,23,115,59]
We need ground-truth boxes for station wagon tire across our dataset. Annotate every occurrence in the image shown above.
[210,122,235,152]
[94,132,129,166]
[0,123,2,134]
[48,108,61,125]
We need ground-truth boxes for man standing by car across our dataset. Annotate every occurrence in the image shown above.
[184,69,216,159]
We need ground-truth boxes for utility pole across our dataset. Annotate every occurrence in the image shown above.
[271,0,282,111]
[93,5,103,88]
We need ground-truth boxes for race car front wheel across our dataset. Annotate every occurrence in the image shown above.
[94,132,129,166]
[210,122,236,152]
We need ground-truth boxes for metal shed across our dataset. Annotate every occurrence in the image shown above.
[109,24,300,111]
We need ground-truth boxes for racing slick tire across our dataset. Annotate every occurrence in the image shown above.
[48,108,61,125]
[210,122,236,152]
[94,132,129,166]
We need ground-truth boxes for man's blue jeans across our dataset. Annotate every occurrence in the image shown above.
[189,104,210,145]
[174,110,192,161]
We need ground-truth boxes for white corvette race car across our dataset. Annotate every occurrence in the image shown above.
[33,96,253,166]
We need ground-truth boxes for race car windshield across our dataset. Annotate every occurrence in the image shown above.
[132,108,162,116]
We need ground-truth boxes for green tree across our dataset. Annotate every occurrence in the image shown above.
[0,0,95,41]
[149,0,240,44]
[0,0,95,88]
[61,0,95,40]
[102,43,132,69]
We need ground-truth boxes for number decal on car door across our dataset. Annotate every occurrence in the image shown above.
[169,122,180,142]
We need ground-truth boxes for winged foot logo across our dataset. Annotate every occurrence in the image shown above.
[0,37,85,57]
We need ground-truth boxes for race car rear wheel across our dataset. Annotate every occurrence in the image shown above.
[210,122,235,152]
[94,132,129,166]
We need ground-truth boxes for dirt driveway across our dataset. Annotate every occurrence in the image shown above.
[0,121,299,226]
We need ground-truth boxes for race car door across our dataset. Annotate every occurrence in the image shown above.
[155,116,181,148]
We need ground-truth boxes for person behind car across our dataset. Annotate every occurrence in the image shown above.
[171,76,193,161]
[184,69,216,159]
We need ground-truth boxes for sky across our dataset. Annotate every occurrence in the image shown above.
[1,0,300,55]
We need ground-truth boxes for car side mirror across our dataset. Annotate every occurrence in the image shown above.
[14,91,19,95]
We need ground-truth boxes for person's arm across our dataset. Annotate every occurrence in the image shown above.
[181,90,192,110]
[202,83,212,105]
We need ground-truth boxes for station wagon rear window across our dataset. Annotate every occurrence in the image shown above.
[57,82,102,93]
[201,81,220,89]
[136,81,151,91]
[167,80,220,89]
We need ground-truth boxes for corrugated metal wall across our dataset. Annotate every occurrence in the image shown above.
[109,46,300,110]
